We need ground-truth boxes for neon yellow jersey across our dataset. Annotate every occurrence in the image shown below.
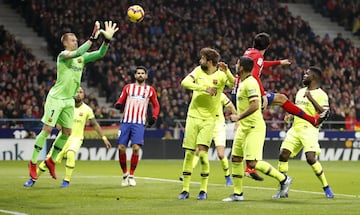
[70,103,95,138]
[215,93,231,124]
[293,87,329,128]
[183,66,233,120]
[236,75,264,128]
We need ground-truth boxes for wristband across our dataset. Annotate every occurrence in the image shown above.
[102,136,108,141]
[104,38,111,44]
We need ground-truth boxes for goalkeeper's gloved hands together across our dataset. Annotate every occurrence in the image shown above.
[89,21,100,42]
[100,21,119,42]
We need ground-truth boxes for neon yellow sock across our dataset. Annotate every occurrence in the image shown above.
[64,151,76,182]
[255,160,285,182]
[278,161,288,174]
[232,161,243,195]
[182,150,195,192]
[192,155,199,169]
[311,161,329,187]
[37,161,48,177]
[31,131,48,163]
[198,150,209,192]
[220,157,230,177]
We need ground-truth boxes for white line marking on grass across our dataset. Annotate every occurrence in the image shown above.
[43,175,360,199]
[136,176,360,199]
[0,209,28,215]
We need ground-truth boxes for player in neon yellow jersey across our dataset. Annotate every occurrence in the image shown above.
[223,56,292,202]
[273,66,334,198]
[178,47,235,200]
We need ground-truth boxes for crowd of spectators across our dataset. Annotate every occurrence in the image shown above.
[1,0,360,131]
[311,0,360,36]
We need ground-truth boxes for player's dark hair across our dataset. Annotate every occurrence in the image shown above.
[253,32,270,50]
[239,56,254,72]
[200,47,220,66]
[136,66,147,73]
[309,66,322,78]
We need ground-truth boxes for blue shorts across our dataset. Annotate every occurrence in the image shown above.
[118,123,145,146]
[266,92,275,105]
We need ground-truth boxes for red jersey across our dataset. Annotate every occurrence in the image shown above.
[232,48,281,96]
[115,83,160,124]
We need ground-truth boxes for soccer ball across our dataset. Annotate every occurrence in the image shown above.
[127,5,145,23]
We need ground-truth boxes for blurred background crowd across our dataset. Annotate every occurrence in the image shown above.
[0,0,359,131]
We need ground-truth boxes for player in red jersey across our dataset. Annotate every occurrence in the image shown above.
[114,66,160,186]
[232,32,330,181]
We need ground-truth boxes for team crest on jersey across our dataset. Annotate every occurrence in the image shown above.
[79,112,83,116]
[213,79,218,85]
[77,58,82,63]
[48,118,53,122]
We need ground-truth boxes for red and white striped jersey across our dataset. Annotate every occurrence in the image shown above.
[115,83,160,124]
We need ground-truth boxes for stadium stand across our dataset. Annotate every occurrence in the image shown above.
[0,0,359,130]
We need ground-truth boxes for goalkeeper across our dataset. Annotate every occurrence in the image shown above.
[26,21,118,182]
[24,87,112,188]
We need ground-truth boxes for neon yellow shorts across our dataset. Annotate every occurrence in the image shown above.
[212,122,226,147]
[182,116,215,150]
[281,126,321,158]
[232,125,266,160]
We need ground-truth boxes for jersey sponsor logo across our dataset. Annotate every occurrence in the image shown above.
[213,79,218,85]
[69,65,83,72]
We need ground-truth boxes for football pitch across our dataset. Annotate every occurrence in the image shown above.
[0,160,359,215]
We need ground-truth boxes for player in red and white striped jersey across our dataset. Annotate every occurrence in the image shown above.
[114,66,160,186]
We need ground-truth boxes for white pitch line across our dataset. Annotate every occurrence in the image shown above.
[65,175,360,199]
[0,209,28,215]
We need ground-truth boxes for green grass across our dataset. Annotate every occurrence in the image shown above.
[0,160,359,215]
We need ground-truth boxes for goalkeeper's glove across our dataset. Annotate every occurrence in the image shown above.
[146,117,156,128]
[100,21,119,43]
[89,21,100,42]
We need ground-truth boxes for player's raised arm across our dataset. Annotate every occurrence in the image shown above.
[59,21,101,59]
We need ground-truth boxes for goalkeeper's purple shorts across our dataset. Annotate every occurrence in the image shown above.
[118,123,145,146]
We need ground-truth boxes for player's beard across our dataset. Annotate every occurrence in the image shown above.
[137,77,145,84]
[302,79,310,86]
[200,65,208,71]
[75,97,82,104]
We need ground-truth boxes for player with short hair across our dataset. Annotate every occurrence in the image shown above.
[273,66,334,198]
[178,47,235,200]
[114,66,160,187]
[223,56,292,202]
[27,21,118,181]
[24,87,112,188]
[232,32,330,181]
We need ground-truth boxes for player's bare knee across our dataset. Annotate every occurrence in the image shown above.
[231,156,242,163]
[274,93,288,105]
[279,149,291,161]
[305,152,316,165]
[118,144,126,152]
